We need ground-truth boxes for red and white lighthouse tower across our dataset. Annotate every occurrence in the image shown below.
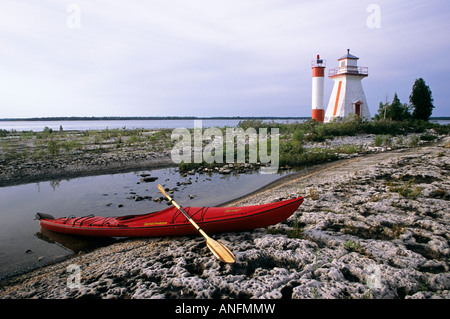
[311,55,326,122]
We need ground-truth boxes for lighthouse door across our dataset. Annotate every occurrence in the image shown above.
[354,103,361,117]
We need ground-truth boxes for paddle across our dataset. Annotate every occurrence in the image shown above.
[157,184,236,264]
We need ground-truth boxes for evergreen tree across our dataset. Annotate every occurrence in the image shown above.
[374,101,387,121]
[410,78,434,121]
[375,93,411,121]
[390,93,411,121]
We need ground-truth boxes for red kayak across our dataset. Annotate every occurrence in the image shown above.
[37,197,303,237]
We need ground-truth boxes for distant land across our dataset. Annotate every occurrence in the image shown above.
[0,116,449,122]
[0,116,311,121]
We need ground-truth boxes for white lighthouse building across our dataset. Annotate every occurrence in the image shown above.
[324,49,371,122]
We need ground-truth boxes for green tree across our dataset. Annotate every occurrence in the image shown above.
[390,93,411,121]
[374,101,387,121]
[410,78,434,121]
[375,93,411,121]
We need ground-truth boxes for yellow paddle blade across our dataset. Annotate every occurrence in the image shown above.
[206,237,236,264]
[158,184,235,264]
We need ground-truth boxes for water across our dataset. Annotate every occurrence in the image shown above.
[0,118,447,133]
[0,119,306,132]
[430,119,450,125]
[0,166,294,280]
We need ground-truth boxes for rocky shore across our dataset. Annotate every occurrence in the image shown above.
[1,126,440,188]
[1,137,448,299]
[0,144,174,187]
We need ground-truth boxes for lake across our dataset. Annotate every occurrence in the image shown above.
[0,119,306,132]
[0,118,447,133]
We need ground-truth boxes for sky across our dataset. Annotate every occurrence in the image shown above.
[1,0,449,118]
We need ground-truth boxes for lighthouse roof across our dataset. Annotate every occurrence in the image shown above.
[338,49,359,61]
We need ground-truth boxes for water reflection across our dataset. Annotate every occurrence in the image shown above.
[49,180,62,191]
[36,228,117,254]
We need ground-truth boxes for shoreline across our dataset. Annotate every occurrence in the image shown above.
[0,153,176,188]
[1,127,445,188]
[0,128,176,188]
[1,137,449,299]
[219,156,363,207]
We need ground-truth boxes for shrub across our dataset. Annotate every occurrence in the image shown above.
[344,240,364,253]
[293,129,305,143]
[47,139,60,156]
[408,135,420,147]
[390,180,422,199]
[0,129,10,137]
[374,135,383,147]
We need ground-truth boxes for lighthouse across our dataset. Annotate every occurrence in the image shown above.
[324,49,371,122]
[311,55,326,122]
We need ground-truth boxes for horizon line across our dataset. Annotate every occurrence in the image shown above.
[1,116,449,121]
[0,116,312,121]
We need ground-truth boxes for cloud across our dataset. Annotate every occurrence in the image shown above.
[0,0,449,117]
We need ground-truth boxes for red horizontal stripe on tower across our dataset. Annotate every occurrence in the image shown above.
[312,67,325,77]
[312,109,324,122]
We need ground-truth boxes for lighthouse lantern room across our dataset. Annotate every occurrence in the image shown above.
[324,49,371,123]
